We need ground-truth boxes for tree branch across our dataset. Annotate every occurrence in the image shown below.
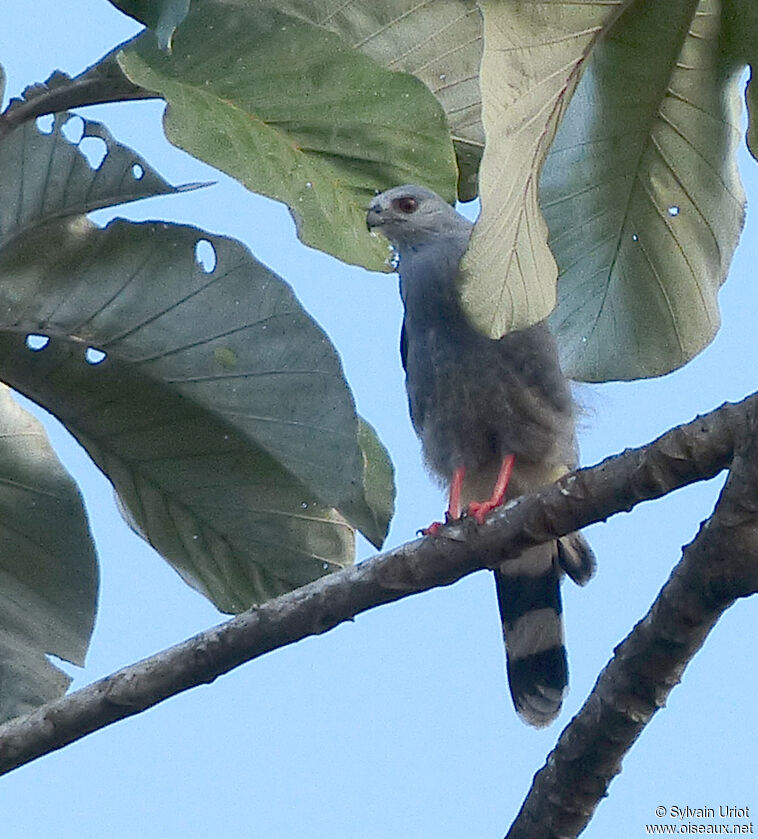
[0,393,753,775]
[505,397,758,839]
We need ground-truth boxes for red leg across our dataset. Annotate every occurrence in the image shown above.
[422,465,466,535]
[467,454,515,525]
[447,465,465,521]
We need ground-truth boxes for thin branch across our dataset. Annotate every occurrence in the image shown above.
[0,393,753,775]
[505,399,758,839]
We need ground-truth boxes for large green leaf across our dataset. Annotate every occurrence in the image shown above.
[459,0,626,339]
[0,111,183,247]
[0,111,393,611]
[543,0,745,381]
[0,107,176,718]
[0,385,97,722]
[117,1,458,270]
[272,0,484,200]
[0,217,381,611]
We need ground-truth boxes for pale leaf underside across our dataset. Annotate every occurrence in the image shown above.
[461,0,627,339]
[544,0,745,381]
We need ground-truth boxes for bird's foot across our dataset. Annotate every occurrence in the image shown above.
[418,510,458,536]
[465,500,500,525]
[419,521,444,536]
[465,455,515,525]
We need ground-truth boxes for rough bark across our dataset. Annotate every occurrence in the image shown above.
[0,394,753,781]
[506,398,758,838]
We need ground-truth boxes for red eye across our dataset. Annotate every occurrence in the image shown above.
[392,196,418,214]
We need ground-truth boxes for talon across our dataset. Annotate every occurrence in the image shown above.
[465,454,515,525]
[466,500,498,525]
[420,521,444,536]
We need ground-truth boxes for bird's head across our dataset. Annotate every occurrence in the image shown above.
[366,185,470,252]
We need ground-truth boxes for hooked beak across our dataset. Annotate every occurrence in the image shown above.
[366,201,384,232]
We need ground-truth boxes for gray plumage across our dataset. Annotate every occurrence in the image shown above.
[367,185,595,727]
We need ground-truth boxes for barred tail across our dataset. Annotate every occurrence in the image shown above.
[494,543,567,727]
[495,532,595,727]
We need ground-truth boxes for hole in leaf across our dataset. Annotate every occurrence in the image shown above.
[85,347,107,365]
[195,239,217,273]
[61,115,84,144]
[131,163,145,180]
[35,114,55,134]
[79,136,108,170]
[25,334,50,351]
[631,233,639,242]
[668,205,680,216]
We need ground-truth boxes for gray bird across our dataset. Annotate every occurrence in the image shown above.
[367,185,595,727]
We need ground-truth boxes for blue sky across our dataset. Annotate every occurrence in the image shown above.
[2,3,757,837]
